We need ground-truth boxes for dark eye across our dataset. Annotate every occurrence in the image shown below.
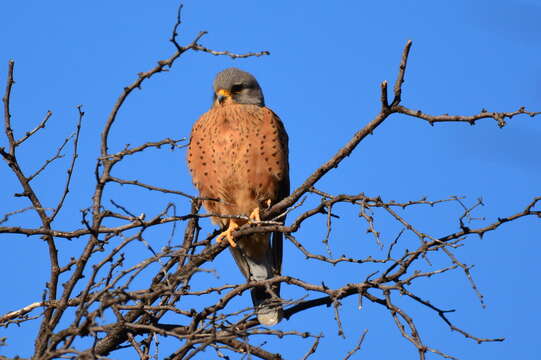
[231,84,243,93]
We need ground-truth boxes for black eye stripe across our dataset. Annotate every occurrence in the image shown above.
[231,84,243,92]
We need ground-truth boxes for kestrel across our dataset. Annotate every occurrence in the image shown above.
[187,68,289,326]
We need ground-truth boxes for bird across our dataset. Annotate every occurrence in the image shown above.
[186,68,289,326]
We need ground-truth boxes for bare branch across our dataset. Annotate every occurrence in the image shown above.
[396,105,540,128]
[109,176,196,199]
[15,110,52,146]
[266,40,416,219]
[50,105,84,221]
[343,330,368,360]
[2,60,15,154]
[391,39,413,107]
[27,132,73,182]
[192,44,270,59]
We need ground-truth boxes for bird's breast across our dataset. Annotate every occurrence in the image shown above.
[188,104,288,216]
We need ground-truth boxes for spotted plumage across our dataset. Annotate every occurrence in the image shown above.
[187,68,289,325]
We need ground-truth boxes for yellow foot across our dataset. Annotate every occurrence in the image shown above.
[249,207,261,222]
[216,220,239,247]
[249,200,272,223]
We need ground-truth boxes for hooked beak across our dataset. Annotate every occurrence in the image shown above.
[216,88,231,104]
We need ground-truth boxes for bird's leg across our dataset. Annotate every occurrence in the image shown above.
[216,220,239,248]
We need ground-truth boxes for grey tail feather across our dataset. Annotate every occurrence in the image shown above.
[251,286,283,326]
[229,232,282,326]
[244,249,282,325]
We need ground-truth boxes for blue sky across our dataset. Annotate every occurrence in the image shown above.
[1,1,540,359]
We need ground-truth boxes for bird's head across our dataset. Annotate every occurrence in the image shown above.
[212,68,265,107]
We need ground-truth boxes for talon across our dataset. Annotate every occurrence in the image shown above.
[249,207,261,223]
[265,199,272,208]
[216,220,239,247]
